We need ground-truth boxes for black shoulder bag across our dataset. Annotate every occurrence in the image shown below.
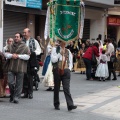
[91,47,97,65]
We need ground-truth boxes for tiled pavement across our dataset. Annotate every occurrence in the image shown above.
[0,70,120,120]
[61,86,120,119]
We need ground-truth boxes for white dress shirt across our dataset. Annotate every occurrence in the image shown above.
[105,43,114,61]
[51,47,73,70]
[26,39,41,55]
[4,52,30,60]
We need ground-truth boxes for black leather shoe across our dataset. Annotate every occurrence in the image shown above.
[22,93,28,98]
[83,72,85,74]
[68,105,77,111]
[46,87,53,91]
[29,94,33,99]
[9,96,14,102]
[14,100,19,104]
[112,78,117,80]
[55,107,60,110]
[105,77,111,80]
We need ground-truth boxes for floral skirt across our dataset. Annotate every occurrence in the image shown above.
[77,57,85,68]
[0,74,7,97]
[114,55,120,71]
[74,57,86,72]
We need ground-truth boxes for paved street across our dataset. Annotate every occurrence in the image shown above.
[0,70,120,120]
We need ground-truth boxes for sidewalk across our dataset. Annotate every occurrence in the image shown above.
[38,67,120,119]
[61,86,120,119]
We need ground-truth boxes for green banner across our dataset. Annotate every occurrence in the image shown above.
[55,4,80,42]
[49,3,56,39]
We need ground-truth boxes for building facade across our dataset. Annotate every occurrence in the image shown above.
[84,0,114,42]
[3,0,48,48]
[108,2,120,42]
[0,0,117,50]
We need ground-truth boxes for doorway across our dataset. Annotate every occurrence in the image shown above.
[107,26,117,41]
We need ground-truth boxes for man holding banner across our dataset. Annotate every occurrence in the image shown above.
[51,41,77,111]
[45,0,85,111]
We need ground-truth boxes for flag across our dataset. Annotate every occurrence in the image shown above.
[55,3,80,42]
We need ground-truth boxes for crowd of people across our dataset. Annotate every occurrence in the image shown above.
[66,38,120,81]
[0,29,120,112]
[0,28,43,104]
[0,28,77,111]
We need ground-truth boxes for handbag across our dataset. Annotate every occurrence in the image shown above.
[110,52,117,63]
[91,48,97,65]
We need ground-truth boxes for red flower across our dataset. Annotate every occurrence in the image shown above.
[39,62,43,66]
[77,56,80,59]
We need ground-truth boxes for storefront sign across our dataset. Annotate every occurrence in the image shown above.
[5,0,42,9]
[108,17,120,26]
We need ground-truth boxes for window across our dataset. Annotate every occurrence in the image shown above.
[114,0,120,4]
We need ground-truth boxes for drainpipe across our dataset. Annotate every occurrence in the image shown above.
[0,0,3,51]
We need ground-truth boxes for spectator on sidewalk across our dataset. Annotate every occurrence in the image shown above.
[3,38,14,53]
[105,39,117,80]
[36,36,45,62]
[1,37,14,97]
[83,42,99,80]
[4,33,30,103]
[22,28,41,99]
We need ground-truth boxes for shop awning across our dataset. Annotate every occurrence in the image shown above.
[84,0,114,8]
[4,4,47,15]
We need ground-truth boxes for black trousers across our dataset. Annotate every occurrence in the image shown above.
[23,73,33,95]
[108,61,116,79]
[53,67,74,108]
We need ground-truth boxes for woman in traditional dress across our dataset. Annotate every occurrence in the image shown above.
[0,52,7,97]
[42,40,54,91]
[3,38,14,53]
[36,36,45,62]
[1,38,14,97]
[71,41,79,72]
[76,43,86,73]
[114,48,120,76]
